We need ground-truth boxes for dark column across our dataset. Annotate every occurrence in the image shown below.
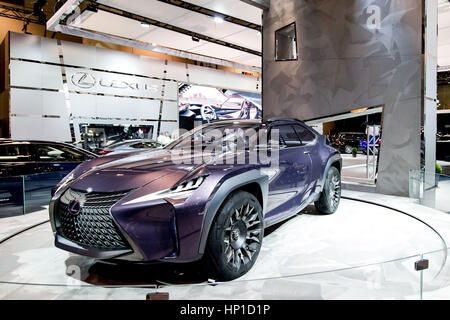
[262,0,424,196]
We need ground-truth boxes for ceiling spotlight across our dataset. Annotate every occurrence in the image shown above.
[141,22,150,28]
[213,16,224,24]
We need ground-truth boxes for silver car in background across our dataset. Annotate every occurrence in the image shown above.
[97,139,163,156]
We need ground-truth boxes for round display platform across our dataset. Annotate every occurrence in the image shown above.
[0,197,448,300]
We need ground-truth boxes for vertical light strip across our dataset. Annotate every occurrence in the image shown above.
[156,60,168,138]
[185,63,190,83]
[56,40,75,142]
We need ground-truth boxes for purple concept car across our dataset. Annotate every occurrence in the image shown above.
[49,118,342,280]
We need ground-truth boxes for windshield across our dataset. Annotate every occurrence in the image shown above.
[104,140,132,148]
[167,123,263,151]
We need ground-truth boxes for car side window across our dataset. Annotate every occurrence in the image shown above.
[273,125,302,148]
[35,145,86,162]
[0,144,32,162]
[293,125,315,145]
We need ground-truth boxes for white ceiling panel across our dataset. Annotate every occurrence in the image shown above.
[98,0,196,22]
[80,10,151,40]
[162,11,246,40]
[187,0,262,25]
[188,42,259,64]
[97,0,259,52]
[219,28,262,52]
[75,0,262,67]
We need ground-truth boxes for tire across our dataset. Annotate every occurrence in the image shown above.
[315,166,341,214]
[344,145,353,154]
[203,190,264,281]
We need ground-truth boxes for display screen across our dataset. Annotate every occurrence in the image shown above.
[178,84,262,131]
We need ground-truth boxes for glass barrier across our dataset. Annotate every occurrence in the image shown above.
[0,171,70,218]
[23,171,69,214]
[0,253,434,300]
[148,255,425,300]
[409,169,450,214]
[422,249,450,299]
[0,220,449,300]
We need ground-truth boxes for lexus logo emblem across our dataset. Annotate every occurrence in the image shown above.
[71,72,96,89]
[68,199,82,216]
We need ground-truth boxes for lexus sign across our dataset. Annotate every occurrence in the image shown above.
[70,72,159,93]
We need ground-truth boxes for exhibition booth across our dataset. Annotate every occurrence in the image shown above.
[0,0,450,301]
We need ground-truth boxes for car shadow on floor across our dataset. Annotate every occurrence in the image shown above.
[66,205,323,287]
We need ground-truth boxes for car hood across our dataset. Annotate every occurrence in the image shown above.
[68,149,209,193]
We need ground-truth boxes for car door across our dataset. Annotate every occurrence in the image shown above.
[264,124,313,222]
[293,124,321,186]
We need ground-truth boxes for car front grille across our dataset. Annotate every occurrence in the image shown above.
[56,189,131,250]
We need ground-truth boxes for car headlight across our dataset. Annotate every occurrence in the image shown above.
[123,175,207,205]
[53,172,75,197]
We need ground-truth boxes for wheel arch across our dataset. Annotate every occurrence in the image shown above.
[198,169,268,255]
[319,154,342,192]
[236,183,264,209]
[330,159,342,173]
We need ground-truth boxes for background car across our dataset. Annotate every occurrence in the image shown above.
[95,139,163,156]
[50,118,342,281]
[358,136,381,155]
[331,132,366,154]
[0,140,97,211]
[0,140,97,177]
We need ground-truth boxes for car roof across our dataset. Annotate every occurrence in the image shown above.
[201,118,307,127]
[0,140,78,147]
[0,140,97,155]
[104,139,159,147]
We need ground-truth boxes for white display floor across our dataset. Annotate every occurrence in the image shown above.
[1,190,450,300]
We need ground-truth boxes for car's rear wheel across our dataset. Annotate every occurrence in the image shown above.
[315,166,341,214]
[344,145,353,154]
[204,190,263,281]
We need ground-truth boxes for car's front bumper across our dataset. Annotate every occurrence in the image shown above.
[50,188,181,263]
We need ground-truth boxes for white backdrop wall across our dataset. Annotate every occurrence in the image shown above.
[7,32,261,141]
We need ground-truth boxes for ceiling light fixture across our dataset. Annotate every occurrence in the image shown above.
[213,16,224,24]
[141,22,150,28]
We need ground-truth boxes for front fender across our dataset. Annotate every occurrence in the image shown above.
[198,169,269,255]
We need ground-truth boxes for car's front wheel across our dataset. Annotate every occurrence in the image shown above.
[315,166,341,214]
[204,190,263,281]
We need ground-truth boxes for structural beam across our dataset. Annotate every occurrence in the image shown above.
[240,0,270,10]
[0,3,42,24]
[51,24,261,73]
[156,0,261,31]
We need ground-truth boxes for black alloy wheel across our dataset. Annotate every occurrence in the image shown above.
[315,166,341,214]
[204,190,263,281]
